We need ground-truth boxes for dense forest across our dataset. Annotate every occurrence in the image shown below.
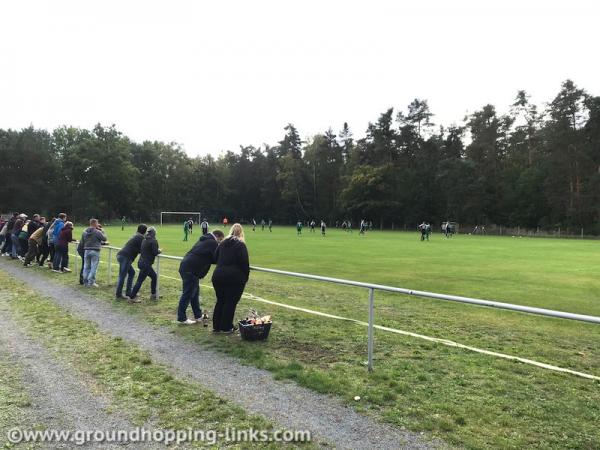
[1,80,599,232]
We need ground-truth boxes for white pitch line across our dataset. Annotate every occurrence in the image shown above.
[73,256,600,381]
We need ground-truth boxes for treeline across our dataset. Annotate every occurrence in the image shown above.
[1,80,599,231]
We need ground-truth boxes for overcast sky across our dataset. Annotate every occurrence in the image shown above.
[1,0,598,156]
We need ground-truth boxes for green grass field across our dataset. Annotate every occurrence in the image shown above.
[58,225,600,447]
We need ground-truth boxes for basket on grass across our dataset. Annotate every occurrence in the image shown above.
[239,309,272,341]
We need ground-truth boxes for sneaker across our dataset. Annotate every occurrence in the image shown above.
[201,313,209,327]
[51,269,62,273]
[115,294,128,300]
[223,327,239,334]
[89,283,99,288]
[23,264,32,268]
[178,319,196,325]
[62,267,71,273]
[127,297,141,304]
[150,294,158,301]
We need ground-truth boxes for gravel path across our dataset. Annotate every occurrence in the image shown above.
[0,259,440,449]
[0,293,147,449]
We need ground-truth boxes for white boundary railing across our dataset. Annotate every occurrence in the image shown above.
[72,244,600,372]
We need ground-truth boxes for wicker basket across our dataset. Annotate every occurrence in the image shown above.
[239,320,272,341]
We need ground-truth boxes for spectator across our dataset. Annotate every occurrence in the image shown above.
[82,219,108,287]
[46,213,67,268]
[27,214,42,238]
[115,224,147,300]
[129,227,161,301]
[177,229,224,325]
[18,219,30,257]
[53,221,75,272]
[1,213,18,255]
[211,223,250,333]
[24,225,45,267]
[10,215,25,259]
[52,212,67,244]
[38,218,55,267]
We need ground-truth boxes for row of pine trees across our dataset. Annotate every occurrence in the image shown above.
[1,80,599,231]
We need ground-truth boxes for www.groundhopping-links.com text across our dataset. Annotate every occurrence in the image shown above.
[6,427,312,446]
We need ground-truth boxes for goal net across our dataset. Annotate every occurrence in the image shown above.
[160,211,202,226]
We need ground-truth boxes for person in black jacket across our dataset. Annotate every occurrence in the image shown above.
[129,227,161,301]
[211,223,250,333]
[115,224,147,301]
[177,230,225,325]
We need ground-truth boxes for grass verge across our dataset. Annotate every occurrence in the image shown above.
[0,270,313,449]
[0,350,36,449]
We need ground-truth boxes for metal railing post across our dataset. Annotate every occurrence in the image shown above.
[367,288,375,372]
[155,254,161,298]
[107,247,112,285]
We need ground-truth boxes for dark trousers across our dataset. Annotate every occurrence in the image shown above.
[24,240,39,265]
[130,261,157,298]
[53,244,68,270]
[19,238,28,257]
[177,270,201,322]
[115,255,135,297]
[48,243,55,264]
[38,241,50,265]
[78,251,84,284]
[212,280,245,331]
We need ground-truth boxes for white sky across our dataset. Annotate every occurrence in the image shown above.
[1,0,598,156]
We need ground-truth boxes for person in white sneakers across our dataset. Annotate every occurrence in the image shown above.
[81,219,108,287]
[177,229,224,325]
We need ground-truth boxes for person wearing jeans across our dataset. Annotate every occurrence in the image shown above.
[116,253,136,298]
[177,230,224,324]
[177,269,201,322]
[129,227,160,300]
[115,224,147,301]
[10,216,24,259]
[53,222,74,272]
[1,213,18,255]
[81,218,107,287]
[83,249,101,286]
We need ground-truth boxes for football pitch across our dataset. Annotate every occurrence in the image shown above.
[84,225,600,447]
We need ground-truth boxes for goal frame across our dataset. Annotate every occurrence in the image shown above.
[160,211,202,226]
